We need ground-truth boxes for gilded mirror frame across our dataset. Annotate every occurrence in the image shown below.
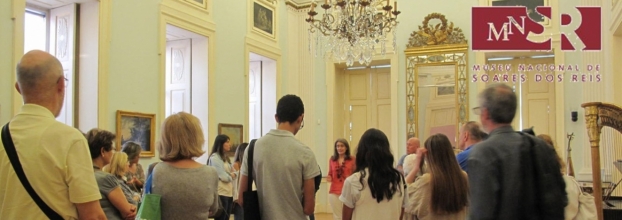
[405,13,469,144]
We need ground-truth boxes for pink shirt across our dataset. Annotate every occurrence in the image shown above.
[328,157,356,195]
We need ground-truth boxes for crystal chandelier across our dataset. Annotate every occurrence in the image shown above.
[306,0,401,66]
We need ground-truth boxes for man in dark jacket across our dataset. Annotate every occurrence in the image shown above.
[468,83,566,220]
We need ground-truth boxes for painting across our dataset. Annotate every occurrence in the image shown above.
[183,0,207,10]
[253,1,274,37]
[116,110,156,157]
[490,0,549,25]
[218,123,243,158]
[437,86,455,96]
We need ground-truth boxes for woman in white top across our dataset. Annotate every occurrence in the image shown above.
[208,134,237,220]
[403,134,468,220]
[339,128,406,220]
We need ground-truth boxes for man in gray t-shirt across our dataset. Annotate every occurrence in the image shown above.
[238,94,320,220]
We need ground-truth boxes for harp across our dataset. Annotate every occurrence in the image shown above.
[581,102,622,220]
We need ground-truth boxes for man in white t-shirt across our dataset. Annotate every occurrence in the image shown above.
[0,50,105,219]
[238,94,321,220]
[396,137,420,174]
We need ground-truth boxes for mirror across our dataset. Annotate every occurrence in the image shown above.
[405,13,468,149]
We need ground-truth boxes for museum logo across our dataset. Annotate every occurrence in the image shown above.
[471,6,601,51]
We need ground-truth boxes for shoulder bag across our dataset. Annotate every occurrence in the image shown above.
[135,164,161,220]
[1,123,63,220]
[569,177,597,220]
[243,139,261,220]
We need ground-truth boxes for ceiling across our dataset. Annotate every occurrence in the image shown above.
[27,0,94,9]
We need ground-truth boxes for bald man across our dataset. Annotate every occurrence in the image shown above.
[396,137,420,174]
[0,50,106,219]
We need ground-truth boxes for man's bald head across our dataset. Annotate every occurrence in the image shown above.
[406,137,420,154]
[15,50,66,116]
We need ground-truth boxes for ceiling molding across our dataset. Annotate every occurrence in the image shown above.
[285,0,311,10]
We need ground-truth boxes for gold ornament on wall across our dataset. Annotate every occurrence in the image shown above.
[406,13,467,47]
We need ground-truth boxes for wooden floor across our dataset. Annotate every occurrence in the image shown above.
[313,213,334,220]
[228,213,333,220]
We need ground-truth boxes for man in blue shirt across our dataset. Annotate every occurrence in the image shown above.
[456,121,487,172]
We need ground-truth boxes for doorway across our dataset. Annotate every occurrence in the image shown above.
[248,53,277,140]
[164,24,209,139]
[24,0,100,130]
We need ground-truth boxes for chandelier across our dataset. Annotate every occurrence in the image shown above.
[306,0,401,66]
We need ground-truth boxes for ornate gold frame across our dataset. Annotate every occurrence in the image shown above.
[405,13,469,140]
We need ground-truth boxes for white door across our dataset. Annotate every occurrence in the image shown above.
[344,66,392,150]
[165,39,192,116]
[49,3,76,126]
[249,61,262,140]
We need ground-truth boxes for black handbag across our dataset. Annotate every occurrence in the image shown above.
[243,139,261,220]
[2,123,63,219]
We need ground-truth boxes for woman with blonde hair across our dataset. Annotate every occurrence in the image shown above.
[104,152,140,205]
[150,112,220,219]
[404,133,468,220]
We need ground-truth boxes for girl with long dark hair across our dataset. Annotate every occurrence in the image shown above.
[404,133,468,220]
[327,138,356,220]
[339,128,405,220]
[208,134,236,220]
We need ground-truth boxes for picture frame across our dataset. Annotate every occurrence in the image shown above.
[252,1,275,39]
[182,0,207,10]
[116,110,156,157]
[218,123,244,158]
[489,0,550,26]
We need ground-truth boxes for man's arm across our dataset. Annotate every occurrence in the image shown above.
[75,201,106,220]
[302,178,315,215]
[237,174,249,206]
[238,147,250,206]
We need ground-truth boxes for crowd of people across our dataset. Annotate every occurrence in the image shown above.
[0,50,583,220]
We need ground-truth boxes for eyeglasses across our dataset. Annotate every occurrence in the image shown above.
[472,106,482,115]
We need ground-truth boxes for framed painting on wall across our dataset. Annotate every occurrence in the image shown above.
[116,110,156,157]
[489,0,550,26]
[253,1,275,38]
[182,0,208,10]
[218,123,244,158]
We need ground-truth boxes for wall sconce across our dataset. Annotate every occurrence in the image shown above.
[571,111,578,122]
